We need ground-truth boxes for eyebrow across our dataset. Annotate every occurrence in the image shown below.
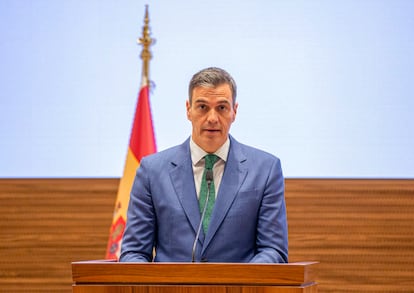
[194,98,208,104]
[194,98,231,105]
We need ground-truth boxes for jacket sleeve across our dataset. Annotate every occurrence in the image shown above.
[250,157,288,263]
[119,158,156,262]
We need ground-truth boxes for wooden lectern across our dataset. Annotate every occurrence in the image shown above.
[72,260,318,292]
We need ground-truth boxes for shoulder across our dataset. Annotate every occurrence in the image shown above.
[139,138,189,167]
[230,136,284,181]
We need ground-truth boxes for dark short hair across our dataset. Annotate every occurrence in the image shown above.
[188,67,237,105]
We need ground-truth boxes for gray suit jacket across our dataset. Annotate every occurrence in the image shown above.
[120,135,288,263]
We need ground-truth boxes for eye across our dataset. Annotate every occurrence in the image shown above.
[196,103,208,111]
[218,105,229,112]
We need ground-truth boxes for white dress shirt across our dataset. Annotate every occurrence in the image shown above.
[190,137,230,199]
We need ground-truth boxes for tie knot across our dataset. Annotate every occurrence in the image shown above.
[204,154,218,170]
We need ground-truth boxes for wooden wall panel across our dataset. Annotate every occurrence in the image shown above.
[1,178,413,292]
[286,179,414,293]
[0,179,118,292]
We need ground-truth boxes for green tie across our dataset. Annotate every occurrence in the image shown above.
[199,154,219,234]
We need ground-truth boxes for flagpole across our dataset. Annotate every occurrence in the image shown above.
[138,5,153,87]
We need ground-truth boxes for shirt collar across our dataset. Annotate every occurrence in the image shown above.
[190,137,230,166]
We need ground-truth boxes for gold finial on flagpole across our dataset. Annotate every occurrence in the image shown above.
[138,5,154,84]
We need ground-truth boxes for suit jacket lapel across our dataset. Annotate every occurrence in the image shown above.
[169,139,204,241]
[203,137,248,250]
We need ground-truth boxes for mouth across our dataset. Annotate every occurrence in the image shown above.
[204,129,221,134]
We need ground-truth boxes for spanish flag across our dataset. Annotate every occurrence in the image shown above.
[105,6,156,260]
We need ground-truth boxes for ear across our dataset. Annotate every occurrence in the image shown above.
[186,100,191,121]
[232,102,238,122]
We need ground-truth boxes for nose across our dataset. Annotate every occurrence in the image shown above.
[207,109,219,123]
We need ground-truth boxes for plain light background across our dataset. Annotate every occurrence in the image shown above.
[1,0,413,178]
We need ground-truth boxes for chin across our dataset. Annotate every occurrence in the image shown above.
[203,139,223,152]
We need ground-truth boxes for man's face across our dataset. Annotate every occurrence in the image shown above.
[186,83,238,153]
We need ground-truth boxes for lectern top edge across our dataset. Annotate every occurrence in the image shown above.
[72,260,318,287]
[72,259,318,266]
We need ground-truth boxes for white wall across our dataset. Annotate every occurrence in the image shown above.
[1,0,413,178]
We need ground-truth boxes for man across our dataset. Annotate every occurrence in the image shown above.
[120,67,288,263]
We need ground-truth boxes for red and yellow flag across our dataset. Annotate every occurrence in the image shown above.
[105,6,156,260]
[105,77,156,260]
